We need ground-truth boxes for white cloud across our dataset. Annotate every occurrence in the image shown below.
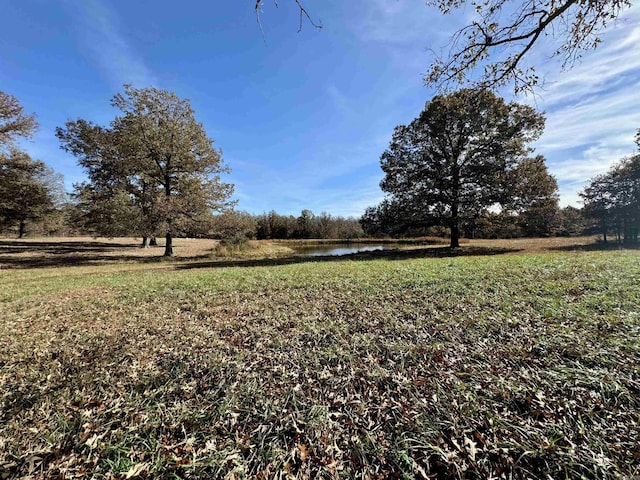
[530,6,640,206]
[550,149,628,184]
[315,179,385,218]
[325,83,356,119]
[352,0,473,48]
[539,92,639,151]
[557,189,583,209]
[65,0,157,88]
[348,0,459,75]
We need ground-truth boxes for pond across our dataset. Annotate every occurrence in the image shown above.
[293,244,393,257]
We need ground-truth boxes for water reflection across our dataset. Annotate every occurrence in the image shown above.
[293,244,391,257]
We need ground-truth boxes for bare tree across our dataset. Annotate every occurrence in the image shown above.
[254,0,321,37]
[425,0,632,93]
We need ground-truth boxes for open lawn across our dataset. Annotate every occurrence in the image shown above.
[1,237,639,478]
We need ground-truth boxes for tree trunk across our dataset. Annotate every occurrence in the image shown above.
[450,202,460,248]
[141,236,149,248]
[450,222,460,248]
[18,220,26,239]
[149,236,158,246]
[163,170,173,256]
[623,216,629,245]
[450,166,461,248]
[164,232,173,257]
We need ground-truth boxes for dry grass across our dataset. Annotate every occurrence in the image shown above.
[1,237,639,479]
[0,237,298,270]
[0,237,214,264]
[0,236,604,271]
[212,240,294,259]
[467,236,603,253]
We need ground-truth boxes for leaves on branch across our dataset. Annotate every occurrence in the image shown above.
[425,0,632,94]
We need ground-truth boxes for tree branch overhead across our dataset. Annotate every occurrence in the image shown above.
[425,0,632,94]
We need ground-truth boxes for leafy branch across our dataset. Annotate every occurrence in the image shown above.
[425,0,632,94]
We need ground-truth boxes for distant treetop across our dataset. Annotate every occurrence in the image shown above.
[0,91,38,151]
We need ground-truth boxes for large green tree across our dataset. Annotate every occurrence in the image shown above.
[58,119,164,245]
[57,85,234,256]
[581,173,613,242]
[508,155,560,236]
[0,149,63,238]
[376,89,545,247]
[0,92,63,237]
[581,141,640,244]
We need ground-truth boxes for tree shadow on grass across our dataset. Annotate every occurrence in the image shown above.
[0,253,169,269]
[0,240,166,269]
[0,240,140,255]
[0,243,520,270]
[549,241,640,252]
[174,245,521,271]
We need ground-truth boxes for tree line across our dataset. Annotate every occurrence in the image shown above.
[1,86,638,249]
[210,209,364,242]
[581,135,640,245]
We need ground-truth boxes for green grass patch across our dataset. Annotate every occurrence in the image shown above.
[1,250,639,478]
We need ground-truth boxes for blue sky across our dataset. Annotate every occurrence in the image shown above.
[3,1,639,217]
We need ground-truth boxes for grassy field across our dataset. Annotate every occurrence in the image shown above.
[1,237,639,479]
